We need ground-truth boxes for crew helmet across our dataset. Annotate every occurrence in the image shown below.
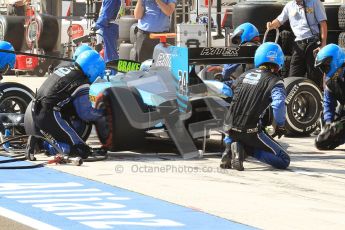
[0,41,16,73]
[73,44,93,60]
[254,42,284,70]
[231,22,260,45]
[75,50,105,83]
[315,44,345,81]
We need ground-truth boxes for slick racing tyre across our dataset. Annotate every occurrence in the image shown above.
[26,14,59,51]
[0,82,34,134]
[119,43,134,60]
[118,15,138,43]
[284,77,322,136]
[95,87,146,151]
[0,16,25,51]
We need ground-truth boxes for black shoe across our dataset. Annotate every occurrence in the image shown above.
[25,136,38,161]
[231,142,245,171]
[220,142,232,169]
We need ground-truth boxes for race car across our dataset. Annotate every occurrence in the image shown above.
[90,33,323,159]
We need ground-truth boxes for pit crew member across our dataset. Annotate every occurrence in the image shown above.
[93,0,121,64]
[221,42,291,171]
[26,50,105,159]
[314,44,345,150]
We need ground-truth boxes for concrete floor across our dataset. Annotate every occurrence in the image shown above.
[2,76,345,230]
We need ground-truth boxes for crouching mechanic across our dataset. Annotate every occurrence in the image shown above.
[314,44,345,150]
[26,50,106,159]
[221,42,291,171]
[221,22,261,154]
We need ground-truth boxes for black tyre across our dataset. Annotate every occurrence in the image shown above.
[118,15,138,43]
[338,32,345,48]
[281,56,291,78]
[0,15,25,51]
[339,5,345,30]
[95,87,145,151]
[26,14,59,51]
[119,43,134,60]
[232,3,284,33]
[284,77,322,136]
[328,31,341,45]
[280,30,294,55]
[24,101,92,141]
[0,82,34,134]
[130,23,138,44]
[24,101,40,136]
[325,5,340,31]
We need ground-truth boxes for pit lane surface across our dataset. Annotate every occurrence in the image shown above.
[2,76,345,230]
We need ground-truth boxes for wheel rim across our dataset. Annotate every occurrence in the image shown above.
[290,91,318,124]
[0,96,28,134]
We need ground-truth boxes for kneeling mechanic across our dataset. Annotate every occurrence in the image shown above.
[221,42,291,171]
[26,47,105,159]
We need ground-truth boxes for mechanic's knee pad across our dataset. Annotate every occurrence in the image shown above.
[71,144,91,159]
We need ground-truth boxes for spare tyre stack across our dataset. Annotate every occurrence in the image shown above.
[338,5,345,48]
[0,16,25,51]
[325,5,341,45]
[118,15,138,61]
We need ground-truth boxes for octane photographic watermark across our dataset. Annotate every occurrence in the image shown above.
[114,164,230,174]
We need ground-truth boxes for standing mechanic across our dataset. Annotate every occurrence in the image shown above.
[93,0,121,64]
[314,44,345,150]
[266,0,327,87]
[26,49,105,159]
[134,0,176,62]
[221,42,291,171]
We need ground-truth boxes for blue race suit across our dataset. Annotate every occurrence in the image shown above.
[95,0,121,63]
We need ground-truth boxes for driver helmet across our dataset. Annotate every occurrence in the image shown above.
[254,42,284,70]
[230,22,260,45]
[315,44,345,82]
[0,41,16,75]
[75,50,105,83]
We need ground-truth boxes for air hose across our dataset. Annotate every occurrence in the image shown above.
[0,135,108,169]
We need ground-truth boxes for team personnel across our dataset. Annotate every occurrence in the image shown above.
[0,41,16,79]
[221,42,290,171]
[93,0,121,64]
[219,23,261,156]
[134,0,176,62]
[314,44,345,150]
[266,0,327,87]
[222,22,261,81]
[26,49,105,159]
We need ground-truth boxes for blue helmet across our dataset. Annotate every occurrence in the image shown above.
[75,50,105,83]
[315,44,345,80]
[73,44,93,60]
[0,41,16,73]
[231,22,259,45]
[254,42,284,70]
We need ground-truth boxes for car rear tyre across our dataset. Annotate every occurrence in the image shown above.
[0,15,25,51]
[95,87,146,151]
